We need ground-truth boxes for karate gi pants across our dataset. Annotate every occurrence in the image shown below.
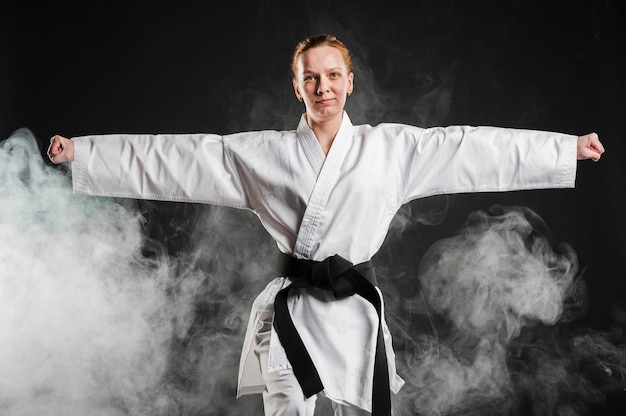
[255,317,371,416]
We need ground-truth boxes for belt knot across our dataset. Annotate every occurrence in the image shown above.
[310,254,355,297]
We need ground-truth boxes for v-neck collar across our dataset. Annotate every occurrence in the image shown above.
[296,112,354,176]
[293,112,354,258]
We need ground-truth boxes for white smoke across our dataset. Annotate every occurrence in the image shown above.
[386,205,626,415]
[0,128,200,416]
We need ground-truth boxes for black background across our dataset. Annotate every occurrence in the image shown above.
[1,0,624,415]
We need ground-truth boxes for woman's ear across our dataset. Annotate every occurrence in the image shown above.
[293,79,302,102]
[347,72,354,96]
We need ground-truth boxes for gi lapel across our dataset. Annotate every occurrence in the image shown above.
[296,115,326,177]
[293,112,354,259]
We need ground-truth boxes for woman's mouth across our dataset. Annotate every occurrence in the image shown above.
[316,98,335,105]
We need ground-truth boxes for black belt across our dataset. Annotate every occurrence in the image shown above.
[272,253,391,415]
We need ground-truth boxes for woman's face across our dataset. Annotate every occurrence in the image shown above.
[293,45,354,124]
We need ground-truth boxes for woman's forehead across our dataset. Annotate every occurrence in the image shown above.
[298,46,347,72]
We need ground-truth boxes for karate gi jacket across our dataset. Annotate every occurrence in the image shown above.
[70,112,578,412]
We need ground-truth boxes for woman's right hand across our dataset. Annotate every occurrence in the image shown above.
[47,135,75,164]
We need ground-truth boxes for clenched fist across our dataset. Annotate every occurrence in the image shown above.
[47,135,74,164]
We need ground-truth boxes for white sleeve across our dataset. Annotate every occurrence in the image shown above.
[71,132,251,209]
[402,125,578,203]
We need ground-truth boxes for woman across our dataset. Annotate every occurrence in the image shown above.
[48,34,604,416]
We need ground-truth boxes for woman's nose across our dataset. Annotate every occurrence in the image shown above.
[316,80,328,95]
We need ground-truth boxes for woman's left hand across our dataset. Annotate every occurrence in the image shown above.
[577,133,604,162]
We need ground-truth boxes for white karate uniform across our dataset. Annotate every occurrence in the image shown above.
[70,112,577,412]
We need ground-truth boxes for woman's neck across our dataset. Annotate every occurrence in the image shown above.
[306,112,343,156]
